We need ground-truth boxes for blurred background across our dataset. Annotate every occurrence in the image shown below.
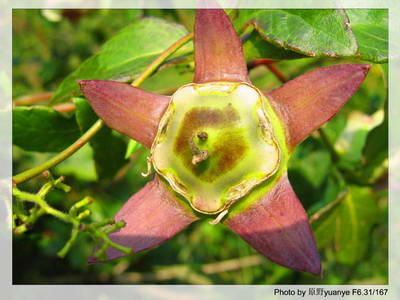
[12,9,388,284]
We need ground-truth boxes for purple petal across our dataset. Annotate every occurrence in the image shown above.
[266,64,370,151]
[225,173,321,275]
[79,80,169,148]
[101,176,198,261]
[194,9,249,83]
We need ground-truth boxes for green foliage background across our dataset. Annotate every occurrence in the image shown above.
[12,9,388,284]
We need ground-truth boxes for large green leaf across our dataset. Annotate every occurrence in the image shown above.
[313,186,379,264]
[12,106,80,152]
[52,17,192,103]
[240,10,357,57]
[73,97,128,180]
[237,9,387,63]
[346,9,388,63]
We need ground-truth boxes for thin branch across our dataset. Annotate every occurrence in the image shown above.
[131,32,193,87]
[52,102,76,113]
[13,92,53,106]
[248,59,286,83]
[13,176,131,258]
[12,119,104,184]
[265,63,287,83]
[309,190,348,224]
[247,58,277,69]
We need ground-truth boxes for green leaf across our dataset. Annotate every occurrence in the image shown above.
[313,186,379,264]
[346,9,388,63]
[140,61,193,94]
[73,97,128,180]
[243,31,305,61]
[291,149,331,188]
[359,100,388,183]
[363,112,387,166]
[12,106,80,152]
[241,9,357,58]
[237,9,387,63]
[321,112,347,144]
[54,144,97,182]
[336,111,384,170]
[52,17,192,103]
[288,138,333,209]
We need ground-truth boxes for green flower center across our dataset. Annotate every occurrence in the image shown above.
[151,82,281,214]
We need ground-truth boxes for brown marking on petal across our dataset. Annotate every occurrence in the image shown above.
[213,129,248,178]
[174,104,240,154]
[173,105,248,182]
[265,64,370,151]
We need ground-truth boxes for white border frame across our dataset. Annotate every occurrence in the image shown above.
[1,1,399,299]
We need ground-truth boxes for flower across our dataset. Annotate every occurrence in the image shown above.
[79,9,370,276]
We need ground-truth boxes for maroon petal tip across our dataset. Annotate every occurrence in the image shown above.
[79,80,169,148]
[225,173,321,276]
[194,9,249,83]
[266,63,371,150]
[94,176,198,261]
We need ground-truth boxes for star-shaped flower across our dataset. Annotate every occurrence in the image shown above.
[79,9,370,276]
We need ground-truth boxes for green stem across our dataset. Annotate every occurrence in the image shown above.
[13,119,104,184]
[58,224,80,258]
[131,32,193,87]
[13,182,130,257]
[92,218,115,228]
[94,230,131,255]
[309,190,348,224]
[69,196,93,216]
[12,187,79,226]
[14,207,45,234]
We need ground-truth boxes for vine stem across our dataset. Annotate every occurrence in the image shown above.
[13,92,53,106]
[309,190,348,224]
[12,32,194,185]
[13,181,132,257]
[13,119,103,184]
[51,102,76,113]
[131,32,193,87]
[266,63,287,83]
[248,59,286,83]
[12,186,79,226]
